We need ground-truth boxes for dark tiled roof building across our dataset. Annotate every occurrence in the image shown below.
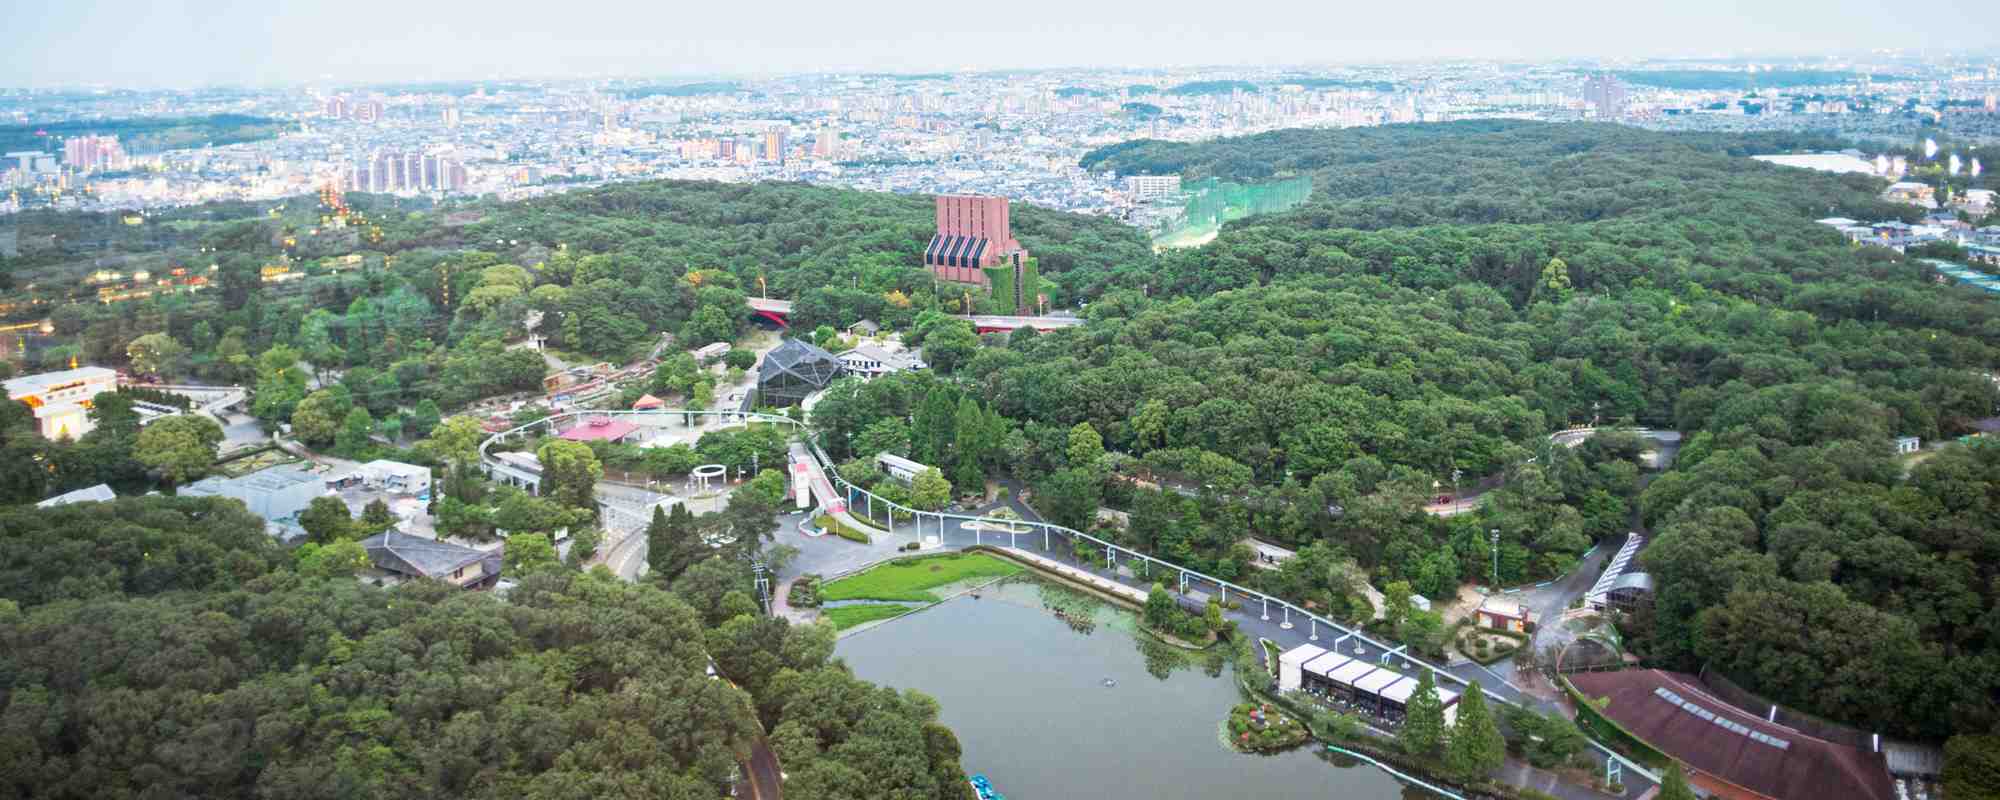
[360,530,498,589]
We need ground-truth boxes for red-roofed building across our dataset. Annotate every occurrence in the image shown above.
[557,417,638,443]
[1567,670,1894,800]
[631,394,665,410]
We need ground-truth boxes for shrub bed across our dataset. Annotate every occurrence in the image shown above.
[788,574,822,608]
[1228,703,1310,752]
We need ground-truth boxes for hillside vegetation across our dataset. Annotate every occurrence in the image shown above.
[0,497,971,799]
[1037,122,2000,740]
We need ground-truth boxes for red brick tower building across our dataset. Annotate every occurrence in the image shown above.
[924,195,1028,286]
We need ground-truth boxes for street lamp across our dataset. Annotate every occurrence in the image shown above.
[1489,528,1501,588]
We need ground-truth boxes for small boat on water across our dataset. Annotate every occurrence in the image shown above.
[968,773,1006,800]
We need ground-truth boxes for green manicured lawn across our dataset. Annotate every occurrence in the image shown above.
[814,514,874,544]
[823,604,915,630]
[820,552,1023,603]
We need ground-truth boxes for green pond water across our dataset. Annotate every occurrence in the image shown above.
[834,578,1441,799]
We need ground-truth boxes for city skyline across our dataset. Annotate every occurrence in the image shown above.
[6,0,2000,89]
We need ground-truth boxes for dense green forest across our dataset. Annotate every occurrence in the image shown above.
[0,496,970,800]
[7,117,2000,756]
[1063,120,2000,741]
[0,113,286,154]
[0,179,1148,456]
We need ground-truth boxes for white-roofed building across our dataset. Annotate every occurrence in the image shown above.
[1751,153,1881,175]
[1277,644,1328,692]
[37,483,116,507]
[179,465,322,530]
[1586,532,1654,613]
[1477,596,1532,632]
[837,343,927,380]
[359,459,432,495]
[3,366,118,439]
[875,452,933,484]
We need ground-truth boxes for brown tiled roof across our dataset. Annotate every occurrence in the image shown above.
[1569,670,1893,800]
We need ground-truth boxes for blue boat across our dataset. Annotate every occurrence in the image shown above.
[967,773,1005,800]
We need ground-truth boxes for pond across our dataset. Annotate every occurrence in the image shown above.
[835,577,1440,799]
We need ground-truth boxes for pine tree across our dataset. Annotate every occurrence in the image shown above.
[359,498,396,535]
[1657,763,1698,800]
[646,503,701,583]
[953,397,987,495]
[1446,680,1505,781]
[1400,669,1447,757]
[645,505,672,577]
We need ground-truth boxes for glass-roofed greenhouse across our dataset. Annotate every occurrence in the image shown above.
[756,338,843,406]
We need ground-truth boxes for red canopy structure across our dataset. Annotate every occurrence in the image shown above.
[557,417,638,443]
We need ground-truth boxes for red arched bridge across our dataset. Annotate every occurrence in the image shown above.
[747,297,1083,334]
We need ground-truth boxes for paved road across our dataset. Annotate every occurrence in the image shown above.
[739,736,784,800]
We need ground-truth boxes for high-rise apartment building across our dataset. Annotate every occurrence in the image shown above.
[1582,74,1627,120]
[62,135,126,173]
[351,151,466,194]
[764,125,787,164]
[813,123,840,159]
[326,96,384,123]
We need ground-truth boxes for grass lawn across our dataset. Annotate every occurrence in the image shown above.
[814,514,874,544]
[820,552,1023,603]
[823,604,915,630]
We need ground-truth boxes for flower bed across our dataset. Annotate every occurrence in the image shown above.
[1228,702,1310,752]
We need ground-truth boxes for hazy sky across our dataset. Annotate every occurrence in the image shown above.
[6,0,1997,88]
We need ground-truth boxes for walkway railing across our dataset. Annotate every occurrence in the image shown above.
[1323,745,1467,800]
[473,404,1661,787]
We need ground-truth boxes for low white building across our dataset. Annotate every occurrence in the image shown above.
[358,459,432,495]
[692,342,730,364]
[3,366,118,439]
[180,465,323,529]
[837,344,926,380]
[875,452,932,483]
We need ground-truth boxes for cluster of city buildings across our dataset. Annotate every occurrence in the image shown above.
[7,57,1997,219]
